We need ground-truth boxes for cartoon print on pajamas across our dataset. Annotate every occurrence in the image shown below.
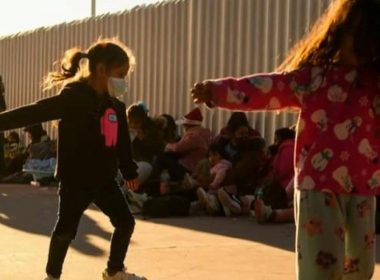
[300,176,316,190]
[327,85,348,103]
[226,88,249,104]
[357,200,371,218]
[322,190,338,208]
[100,108,118,147]
[358,138,378,163]
[290,80,309,96]
[248,76,273,93]
[364,231,375,249]
[311,109,328,131]
[345,70,357,83]
[335,226,345,242]
[310,67,326,92]
[303,218,323,236]
[316,251,337,270]
[333,117,362,140]
[311,149,334,171]
[368,170,380,189]
[332,166,354,193]
[343,258,360,274]
[268,97,281,109]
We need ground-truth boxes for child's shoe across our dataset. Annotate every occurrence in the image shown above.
[217,188,241,216]
[44,275,60,280]
[102,268,147,280]
[254,198,273,224]
[196,188,220,215]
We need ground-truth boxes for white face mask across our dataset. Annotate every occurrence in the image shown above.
[107,77,127,98]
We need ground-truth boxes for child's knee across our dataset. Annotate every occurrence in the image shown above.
[52,229,77,242]
[113,214,135,235]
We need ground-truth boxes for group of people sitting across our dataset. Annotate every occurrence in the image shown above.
[1,123,57,186]
[125,102,296,224]
[0,101,297,224]
[4,101,380,233]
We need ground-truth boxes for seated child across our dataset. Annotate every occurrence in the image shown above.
[253,127,296,223]
[195,142,232,215]
[155,108,211,183]
[3,131,26,175]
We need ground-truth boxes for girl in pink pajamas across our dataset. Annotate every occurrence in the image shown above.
[191,0,380,279]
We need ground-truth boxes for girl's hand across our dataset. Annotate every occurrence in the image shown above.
[191,81,213,104]
[124,178,140,191]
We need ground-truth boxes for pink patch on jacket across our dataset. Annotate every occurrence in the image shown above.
[101,108,118,147]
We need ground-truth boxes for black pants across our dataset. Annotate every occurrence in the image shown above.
[154,152,189,181]
[46,182,135,278]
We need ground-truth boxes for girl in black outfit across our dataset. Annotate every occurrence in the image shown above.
[0,39,146,280]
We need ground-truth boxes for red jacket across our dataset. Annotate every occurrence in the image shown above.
[166,126,212,172]
[273,139,295,188]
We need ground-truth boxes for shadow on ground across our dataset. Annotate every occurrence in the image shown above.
[139,209,380,262]
[1,184,380,263]
[141,215,296,251]
[0,184,112,256]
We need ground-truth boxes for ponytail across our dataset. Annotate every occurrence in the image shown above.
[43,38,134,91]
[43,48,88,90]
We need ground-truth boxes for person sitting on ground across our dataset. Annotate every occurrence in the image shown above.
[1,124,56,184]
[127,102,165,183]
[3,131,26,176]
[254,178,295,224]
[22,124,57,186]
[124,102,165,212]
[271,127,296,189]
[195,141,232,215]
[254,127,296,224]
[217,137,268,216]
[127,101,164,163]
[173,141,232,215]
[215,120,254,164]
[25,125,56,160]
[217,111,261,140]
[155,108,211,196]
[154,113,180,144]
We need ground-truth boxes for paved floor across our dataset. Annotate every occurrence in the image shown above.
[0,184,380,280]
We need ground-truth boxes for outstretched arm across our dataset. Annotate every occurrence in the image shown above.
[0,86,75,131]
[192,67,312,112]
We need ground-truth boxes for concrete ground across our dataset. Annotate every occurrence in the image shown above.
[0,184,380,280]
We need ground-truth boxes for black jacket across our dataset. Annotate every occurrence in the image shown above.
[0,81,137,189]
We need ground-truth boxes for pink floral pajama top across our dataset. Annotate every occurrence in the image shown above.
[207,65,380,196]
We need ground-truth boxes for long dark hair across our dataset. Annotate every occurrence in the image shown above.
[43,38,135,89]
[278,0,380,71]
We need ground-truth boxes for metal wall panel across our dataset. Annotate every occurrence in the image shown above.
[0,0,331,143]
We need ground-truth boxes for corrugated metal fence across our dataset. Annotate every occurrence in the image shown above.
[0,0,330,143]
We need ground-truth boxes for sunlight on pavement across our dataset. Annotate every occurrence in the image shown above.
[0,212,9,220]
